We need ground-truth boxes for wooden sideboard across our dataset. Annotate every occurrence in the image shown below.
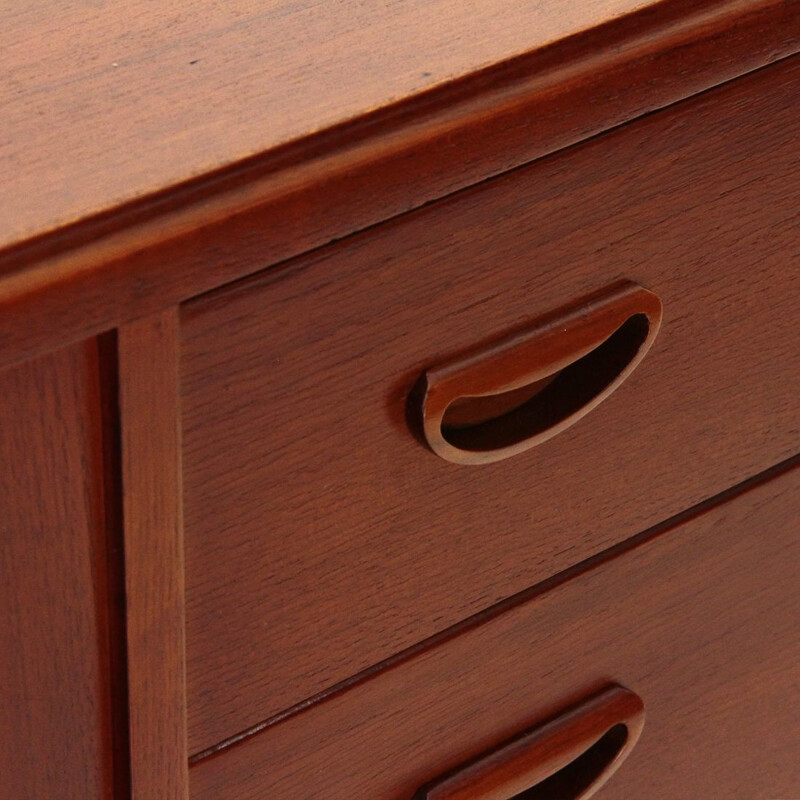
[2,2,799,798]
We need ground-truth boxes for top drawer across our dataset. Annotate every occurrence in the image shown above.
[180,58,800,753]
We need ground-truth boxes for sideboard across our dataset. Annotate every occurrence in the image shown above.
[2,1,799,797]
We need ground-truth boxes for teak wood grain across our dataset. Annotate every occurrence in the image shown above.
[180,57,800,752]
[0,342,116,799]
[189,458,800,799]
[1,3,798,796]
[1,4,799,370]
[0,0,671,247]
[119,311,189,800]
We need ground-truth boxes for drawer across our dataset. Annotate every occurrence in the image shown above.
[189,458,800,798]
[181,59,800,752]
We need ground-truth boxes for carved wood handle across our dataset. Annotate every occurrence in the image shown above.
[415,280,662,465]
[413,685,645,800]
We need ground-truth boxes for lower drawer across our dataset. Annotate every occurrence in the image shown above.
[190,458,800,799]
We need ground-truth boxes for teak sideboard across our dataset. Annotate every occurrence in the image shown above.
[1,1,799,798]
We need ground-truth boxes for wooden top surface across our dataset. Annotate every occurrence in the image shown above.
[0,0,656,251]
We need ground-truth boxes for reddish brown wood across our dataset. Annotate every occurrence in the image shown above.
[0,0,661,249]
[180,56,800,752]
[189,458,800,799]
[418,281,662,464]
[1,4,799,370]
[416,685,644,800]
[119,310,189,800]
[1,5,798,796]
[0,342,116,798]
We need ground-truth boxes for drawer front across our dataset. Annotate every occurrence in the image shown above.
[181,59,800,751]
[189,459,800,799]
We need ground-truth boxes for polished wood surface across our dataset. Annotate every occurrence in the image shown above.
[180,57,800,752]
[415,685,644,800]
[0,342,116,799]
[0,0,658,248]
[1,5,798,796]
[189,459,800,799]
[119,311,189,800]
[1,4,798,370]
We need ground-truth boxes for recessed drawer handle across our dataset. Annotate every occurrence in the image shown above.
[413,280,662,465]
[413,684,645,800]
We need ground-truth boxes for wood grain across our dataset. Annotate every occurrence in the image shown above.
[0,0,659,248]
[180,55,800,752]
[0,342,115,799]
[1,4,799,370]
[189,459,800,799]
[119,310,189,800]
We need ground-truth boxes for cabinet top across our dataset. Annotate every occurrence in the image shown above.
[0,0,657,250]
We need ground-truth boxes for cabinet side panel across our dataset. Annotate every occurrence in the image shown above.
[0,341,115,799]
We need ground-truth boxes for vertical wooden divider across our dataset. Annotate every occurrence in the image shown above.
[118,308,189,799]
